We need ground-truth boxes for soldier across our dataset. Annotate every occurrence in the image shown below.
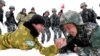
[55,11,100,56]
[0,14,60,56]
[0,0,5,34]
[0,0,5,24]
[80,2,97,24]
[50,8,61,41]
[16,8,27,26]
[41,11,51,43]
[5,5,17,32]
[25,7,36,21]
[58,9,68,38]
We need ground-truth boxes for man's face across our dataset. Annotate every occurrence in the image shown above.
[31,9,35,12]
[45,12,49,16]
[32,24,44,32]
[64,23,77,37]
[23,9,26,13]
[10,8,15,11]
[81,6,87,10]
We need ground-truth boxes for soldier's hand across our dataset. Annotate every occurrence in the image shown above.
[54,38,67,49]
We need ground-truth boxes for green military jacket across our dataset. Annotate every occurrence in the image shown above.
[90,25,100,48]
[25,12,36,22]
[16,13,27,27]
[16,13,27,22]
[0,25,58,56]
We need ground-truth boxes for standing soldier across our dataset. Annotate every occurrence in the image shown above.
[5,5,17,32]
[16,8,27,26]
[0,0,5,24]
[58,9,68,38]
[80,2,97,24]
[0,0,5,34]
[25,7,36,21]
[50,8,61,41]
[41,11,51,43]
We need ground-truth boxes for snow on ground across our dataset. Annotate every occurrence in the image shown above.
[0,19,100,56]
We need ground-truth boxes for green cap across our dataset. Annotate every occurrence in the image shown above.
[60,10,83,25]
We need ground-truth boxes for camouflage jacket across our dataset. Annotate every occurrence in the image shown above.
[0,8,3,23]
[16,12,27,22]
[50,14,60,27]
[0,24,58,56]
[59,22,100,53]
[80,9,97,23]
[68,22,100,48]
[43,16,51,28]
[5,11,17,26]
[25,12,36,21]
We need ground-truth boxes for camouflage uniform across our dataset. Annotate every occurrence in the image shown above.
[80,9,97,23]
[80,2,97,24]
[0,0,5,24]
[60,10,100,56]
[0,24,58,56]
[0,0,5,34]
[5,11,17,32]
[25,12,36,21]
[58,10,68,38]
[59,10,83,55]
[0,8,3,34]
[50,14,62,41]
[16,11,27,26]
[41,15,51,43]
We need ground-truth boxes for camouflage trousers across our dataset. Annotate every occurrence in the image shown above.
[77,47,100,56]
[41,27,51,43]
[51,27,62,41]
[6,23,16,32]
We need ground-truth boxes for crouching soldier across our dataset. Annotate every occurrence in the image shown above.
[56,11,100,56]
[0,14,60,56]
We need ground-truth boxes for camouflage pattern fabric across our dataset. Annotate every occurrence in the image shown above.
[0,24,58,56]
[60,10,83,25]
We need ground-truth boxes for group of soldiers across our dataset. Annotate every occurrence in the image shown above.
[0,0,100,56]
[0,0,100,41]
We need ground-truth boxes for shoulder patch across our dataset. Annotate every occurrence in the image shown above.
[26,41,35,47]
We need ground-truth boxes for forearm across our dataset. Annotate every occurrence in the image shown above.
[39,45,58,56]
[34,41,58,56]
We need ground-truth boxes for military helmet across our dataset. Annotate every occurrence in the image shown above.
[0,0,5,6]
[9,5,15,10]
[31,7,35,10]
[60,10,83,25]
[45,10,49,13]
[52,8,57,12]
[80,2,87,8]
